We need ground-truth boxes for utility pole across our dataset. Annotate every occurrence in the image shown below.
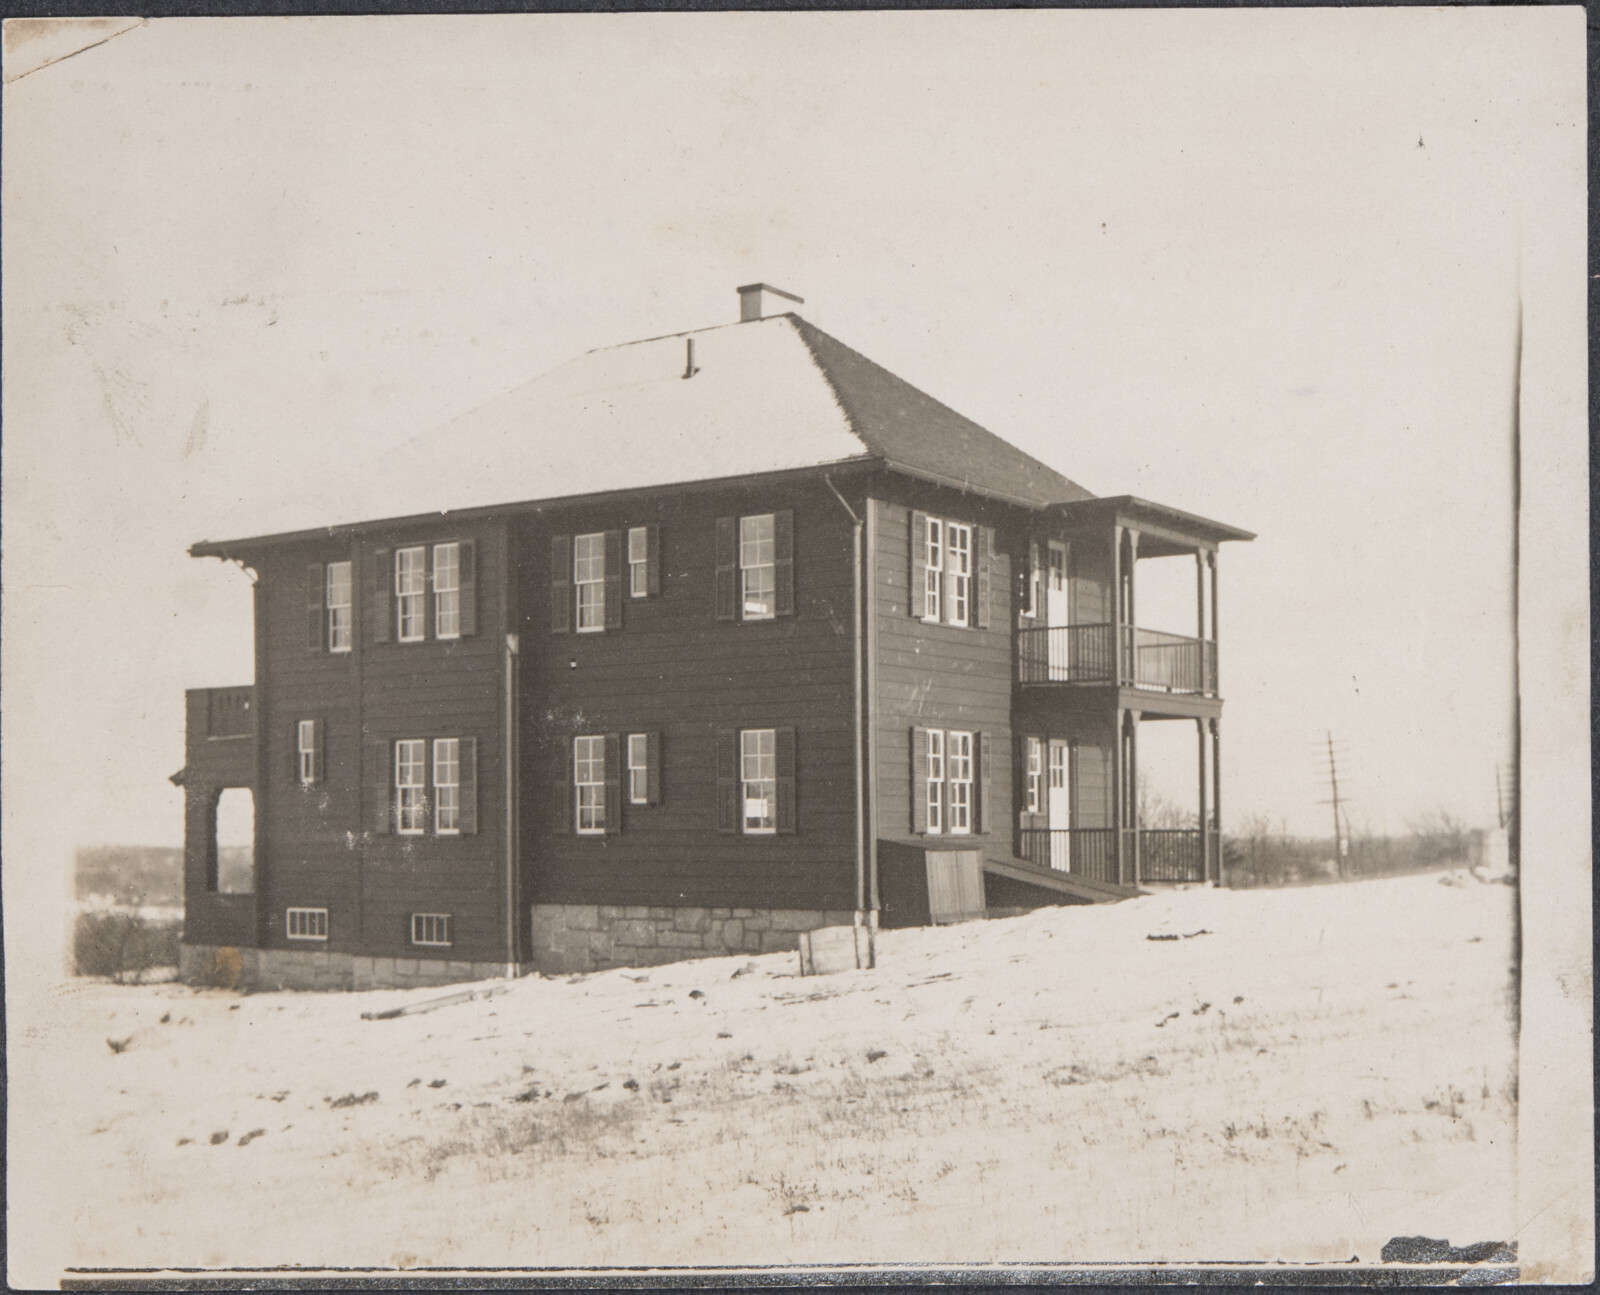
[1315,732,1351,876]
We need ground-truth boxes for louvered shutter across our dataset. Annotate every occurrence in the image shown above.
[604,733,622,834]
[552,741,572,833]
[714,517,737,621]
[307,564,324,651]
[911,727,930,834]
[774,509,795,617]
[458,539,478,637]
[976,731,990,833]
[645,523,662,596]
[716,729,739,832]
[458,737,478,835]
[909,512,929,619]
[976,527,994,629]
[775,726,797,834]
[604,530,623,630]
[369,549,392,645]
[550,535,572,633]
[369,736,392,835]
[1013,734,1028,854]
[1024,539,1040,620]
[645,731,662,805]
[312,718,326,785]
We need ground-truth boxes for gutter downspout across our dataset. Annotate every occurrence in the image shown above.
[504,631,520,978]
[824,476,869,967]
[864,497,880,936]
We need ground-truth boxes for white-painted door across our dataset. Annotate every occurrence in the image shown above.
[1048,740,1071,870]
[1046,541,1070,676]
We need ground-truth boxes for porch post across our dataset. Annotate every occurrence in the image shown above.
[1111,705,1125,884]
[1209,549,1219,694]
[1110,524,1124,686]
[1195,549,1207,640]
[1210,717,1223,885]
[1197,716,1211,883]
[1125,528,1140,686]
[1128,708,1142,885]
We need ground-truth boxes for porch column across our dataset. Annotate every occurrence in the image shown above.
[1110,524,1124,685]
[1210,717,1223,885]
[1125,528,1140,686]
[1196,716,1211,883]
[1209,549,1219,695]
[1128,708,1142,885]
[1111,705,1125,884]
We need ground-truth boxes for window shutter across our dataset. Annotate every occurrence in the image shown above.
[976,730,990,833]
[911,727,930,834]
[290,722,302,785]
[646,522,662,596]
[604,530,623,630]
[909,512,928,619]
[458,539,478,637]
[775,726,797,834]
[552,742,573,834]
[1024,539,1040,621]
[774,509,795,617]
[550,535,572,633]
[976,526,994,629]
[307,564,324,651]
[714,517,737,621]
[369,736,392,835]
[369,549,392,645]
[1013,733,1029,849]
[312,718,326,785]
[459,736,478,835]
[604,732,622,834]
[645,730,662,806]
[716,728,738,832]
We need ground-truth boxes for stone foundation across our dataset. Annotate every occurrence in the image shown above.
[179,943,522,992]
[531,904,858,974]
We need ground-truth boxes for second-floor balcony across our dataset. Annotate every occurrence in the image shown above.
[1017,623,1217,695]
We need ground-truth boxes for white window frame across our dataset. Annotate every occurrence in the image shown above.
[926,728,945,835]
[740,728,776,834]
[411,913,453,947]
[1026,736,1043,814]
[297,719,317,787]
[325,561,353,653]
[433,542,461,640]
[628,526,649,598]
[433,738,460,834]
[574,532,606,633]
[574,735,606,834]
[396,739,426,835]
[1049,741,1067,791]
[396,547,426,643]
[923,517,944,623]
[628,733,649,805]
[286,907,328,941]
[946,523,972,627]
[947,730,973,835]
[739,514,776,621]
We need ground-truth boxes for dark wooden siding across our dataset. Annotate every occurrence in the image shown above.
[1071,538,1113,625]
[517,477,857,911]
[255,523,508,963]
[869,487,1022,872]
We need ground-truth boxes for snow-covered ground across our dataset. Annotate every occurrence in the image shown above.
[22,871,1516,1274]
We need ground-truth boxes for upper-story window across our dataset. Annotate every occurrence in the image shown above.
[433,543,461,639]
[396,547,427,642]
[715,511,793,622]
[910,512,992,629]
[297,719,321,786]
[326,562,353,652]
[574,533,606,632]
[628,527,649,598]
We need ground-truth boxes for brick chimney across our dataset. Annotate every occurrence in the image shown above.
[738,283,804,322]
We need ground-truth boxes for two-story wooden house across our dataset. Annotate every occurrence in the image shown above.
[172,284,1252,990]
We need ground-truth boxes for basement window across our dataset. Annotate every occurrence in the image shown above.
[411,913,453,947]
[286,908,328,940]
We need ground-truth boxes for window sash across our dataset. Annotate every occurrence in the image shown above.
[574,735,606,833]
[923,518,943,621]
[574,533,606,631]
[433,738,460,833]
[396,739,426,834]
[741,728,776,832]
[396,548,426,642]
[946,524,972,626]
[433,543,461,639]
[628,526,648,598]
[948,730,973,834]
[627,732,648,804]
[740,515,776,619]
[926,728,945,834]
[286,907,328,940]
[1026,736,1042,813]
[411,913,452,946]
[325,562,353,652]
[297,720,317,786]
[1049,743,1067,789]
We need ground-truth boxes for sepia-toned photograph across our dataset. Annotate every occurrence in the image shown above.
[3,9,1590,1287]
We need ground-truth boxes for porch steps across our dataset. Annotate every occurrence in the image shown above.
[983,856,1143,905]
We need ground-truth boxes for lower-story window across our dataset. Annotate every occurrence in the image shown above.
[741,728,776,833]
[947,731,973,834]
[575,734,606,833]
[396,739,427,833]
[411,913,453,947]
[913,727,984,836]
[434,738,460,834]
[286,907,328,940]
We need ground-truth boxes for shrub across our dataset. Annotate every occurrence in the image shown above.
[74,911,181,982]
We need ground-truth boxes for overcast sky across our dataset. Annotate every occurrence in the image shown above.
[2,11,1583,877]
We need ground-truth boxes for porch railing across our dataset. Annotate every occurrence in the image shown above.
[1016,623,1215,695]
[1018,827,1209,885]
